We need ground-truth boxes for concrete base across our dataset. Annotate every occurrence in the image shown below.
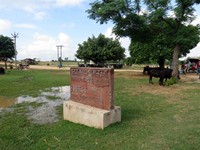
[63,100,121,129]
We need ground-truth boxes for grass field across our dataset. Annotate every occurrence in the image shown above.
[0,69,200,150]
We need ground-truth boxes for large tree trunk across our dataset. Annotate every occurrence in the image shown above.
[172,44,180,78]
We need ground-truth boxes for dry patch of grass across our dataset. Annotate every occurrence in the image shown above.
[115,71,146,79]
[180,73,200,83]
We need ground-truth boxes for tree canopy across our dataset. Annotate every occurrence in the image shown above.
[87,0,200,77]
[75,34,125,64]
[129,22,199,67]
[0,35,15,68]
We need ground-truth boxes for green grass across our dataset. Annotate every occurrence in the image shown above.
[1,70,200,149]
[0,69,70,97]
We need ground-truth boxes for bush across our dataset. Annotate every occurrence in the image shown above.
[164,77,177,86]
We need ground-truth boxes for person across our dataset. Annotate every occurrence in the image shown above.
[181,62,187,75]
[196,60,200,78]
[187,61,191,72]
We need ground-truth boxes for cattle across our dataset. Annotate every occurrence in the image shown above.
[143,66,159,74]
[145,66,172,86]
[78,63,87,67]
[0,67,5,75]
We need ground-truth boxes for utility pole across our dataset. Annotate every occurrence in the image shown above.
[11,32,19,68]
[56,45,59,61]
[56,45,64,68]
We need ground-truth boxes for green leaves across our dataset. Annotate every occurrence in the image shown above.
[76,34,125,64]
[0,35,15,61]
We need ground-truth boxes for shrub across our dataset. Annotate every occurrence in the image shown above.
[164,77,177,86]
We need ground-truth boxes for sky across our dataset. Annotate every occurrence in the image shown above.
[0,0,199,61]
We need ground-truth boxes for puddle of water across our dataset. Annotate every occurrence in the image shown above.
[0,97,16,108]
[27,100,62,124]
[41,86,69,100]
[0,86,70,124]
[0,86,70,108]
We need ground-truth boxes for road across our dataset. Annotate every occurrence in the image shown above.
[29,65,143,73]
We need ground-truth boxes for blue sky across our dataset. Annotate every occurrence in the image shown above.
[0,0,199,61]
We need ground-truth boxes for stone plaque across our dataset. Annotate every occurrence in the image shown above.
[70,67,114,110]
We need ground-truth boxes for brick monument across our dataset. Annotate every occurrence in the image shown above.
[63,67,121,129]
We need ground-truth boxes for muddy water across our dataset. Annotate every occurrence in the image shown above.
[0,97,16,109]
[0,86,70,124]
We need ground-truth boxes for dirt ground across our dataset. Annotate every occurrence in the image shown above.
[29,65,71,70]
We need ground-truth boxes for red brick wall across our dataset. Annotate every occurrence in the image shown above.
[70,67,114,110]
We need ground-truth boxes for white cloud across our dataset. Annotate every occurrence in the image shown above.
[15,23,37,29]
[34,11,46,20]
[119,38,131,57]
[0,19,11,33]
[58,33,70,45]
[104,27,115,39]
[22,8,47,21]
[18,33,75,61]
[192,14,200,25]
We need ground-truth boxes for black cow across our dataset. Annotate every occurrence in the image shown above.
[147,67,172,86]
[0,67,5,75]
[143,66,160,74]
[78,63,87,67]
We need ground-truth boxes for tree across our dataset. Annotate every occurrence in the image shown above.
[75,34,125,64]
[0,35,15,69]
[65,57,68,62]
[124,57,134,66]
[129,23,199,67]
[129,41,170,66]
[87,0,200,78]
[144,0,200,77]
